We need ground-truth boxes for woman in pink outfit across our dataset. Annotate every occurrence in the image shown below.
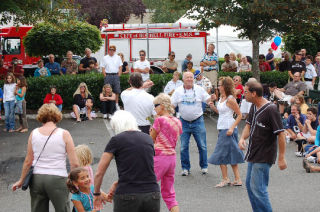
[150,93,182,212]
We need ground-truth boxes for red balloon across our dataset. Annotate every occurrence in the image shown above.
[271,42,278,50]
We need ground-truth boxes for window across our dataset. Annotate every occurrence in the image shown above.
[0,37,21,55]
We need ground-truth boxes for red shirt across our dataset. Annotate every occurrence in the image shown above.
[43,93,63,105]
[235,84,244,100]
[259,62,271,72]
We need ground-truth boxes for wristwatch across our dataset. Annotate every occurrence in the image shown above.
[93,192,101,196]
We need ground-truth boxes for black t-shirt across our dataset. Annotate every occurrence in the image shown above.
[279,60,291,72]
[311,120,319,130]
[104,131,159,194]
[80,57,97,70]
[290,61,306,75]
[245,103,284,164]
[122,61,128,72]
[73,94,93,108]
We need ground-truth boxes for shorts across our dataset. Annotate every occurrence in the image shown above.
[104,74,121,94]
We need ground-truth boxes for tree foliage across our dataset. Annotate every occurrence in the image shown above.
[172,0,320,80]
[75,0,146,27]
[284,32,320,57]
[0,0,77,25]
[142,0,186,23]
[23,21,102,57]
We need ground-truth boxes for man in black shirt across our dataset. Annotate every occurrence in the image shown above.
[79,48,98,74]
[289,51,306,80]
[239,81,287,212]
[278,52,292,72]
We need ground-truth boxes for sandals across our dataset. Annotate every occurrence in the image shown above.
[215,179,231,188]
[20,128,28,133]
[15,127,23,132]
[231,180,243,186]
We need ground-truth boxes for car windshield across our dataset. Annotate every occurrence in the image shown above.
[0,37,21,55]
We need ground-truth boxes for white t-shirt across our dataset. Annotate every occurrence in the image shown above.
[133,60,150,81]
[3,83,16,102]
[121,88,155,126]
[164,80,183,95]
[171,84,210,121]
[101,54,123,74]
[305,63,317,79]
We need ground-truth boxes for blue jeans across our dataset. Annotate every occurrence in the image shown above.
[4,100,15,130]
[180,115,207,170]
[246,162,272,212]
[56,104,63,111]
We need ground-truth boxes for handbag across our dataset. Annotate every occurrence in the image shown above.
[21,128,57,191]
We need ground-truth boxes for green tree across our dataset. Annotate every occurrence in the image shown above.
[173,0,320,80]
[142,0,186,23]
[23,21,102,57]
[0,0,77,25]
[284,32,320,57]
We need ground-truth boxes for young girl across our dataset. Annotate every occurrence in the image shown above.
[67,168,111,212]
[15,76,28,132]
[3,73,16,132]
[75,144,94,185]
[100,84,116,119]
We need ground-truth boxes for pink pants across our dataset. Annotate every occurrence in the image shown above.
[154,155,178,210]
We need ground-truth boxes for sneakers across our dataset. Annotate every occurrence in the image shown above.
[285,136,290,143]
[181,169,190,176]
[103,114,108,119]
[295,151,303,157]
[201,168,208,175]
[307,156,317,163]
[109,114,113,119]
[116,104,120,111]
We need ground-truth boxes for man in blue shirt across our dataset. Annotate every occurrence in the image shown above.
[181,53,192,72]
[286,104,306,140]
[200,43,219,89]
[45,54,61,75]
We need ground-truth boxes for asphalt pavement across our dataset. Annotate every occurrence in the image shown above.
[1,116,320,212]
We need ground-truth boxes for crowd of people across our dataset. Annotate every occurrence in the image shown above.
[4,43,320,212]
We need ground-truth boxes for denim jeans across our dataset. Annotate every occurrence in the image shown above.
[4,100,15,130]
[57,104,63,111]
[180,115,207,170]
[113,192,160,212]
[246,162,272,212]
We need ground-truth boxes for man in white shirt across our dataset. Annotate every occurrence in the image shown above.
[164,71,183,96]
[171,72,213,176]
[101,45,123,109]
[133,50,150,82]
[121,73,155,134]
[304,55,317,90]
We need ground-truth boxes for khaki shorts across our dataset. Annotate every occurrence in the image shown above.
[203,70,218,88]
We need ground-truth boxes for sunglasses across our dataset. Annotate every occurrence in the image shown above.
[154,104,160,108]
[140,54,145,56]
[109,49,115,51]
[171,55,175,57]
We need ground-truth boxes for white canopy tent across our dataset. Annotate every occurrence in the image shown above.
[176,15,283,58]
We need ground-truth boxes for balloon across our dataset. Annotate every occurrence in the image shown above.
[274,36,282,46]
[271,42,278,50]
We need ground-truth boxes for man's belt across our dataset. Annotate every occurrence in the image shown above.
[181,115,202,123]
[107,73,118,75]
[304,78,312,81]
[204,69,217,72]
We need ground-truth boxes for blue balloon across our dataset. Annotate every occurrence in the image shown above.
[274,36,282,46]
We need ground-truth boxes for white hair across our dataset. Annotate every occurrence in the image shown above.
[110,110,140,135]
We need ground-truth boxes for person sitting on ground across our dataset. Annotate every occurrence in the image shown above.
[229,52,239,71]
[61,51,78,74]
[164,71,183,96]
[278,52,292,72]
[118,52,130,74]
[233,75,244,104]
[184,61,195,73]
[221,54,237,72]
[294,107,318,157]
[100,84,116,119]
[285,104,306,141]
[43,85,63,111]
[274,72,306,114]
[162,51,178,73]
[182,53,192,72]
[294,94,309,115]
[34,59,51,77]
[266,82,278,103]
[304,124,320,172]
[45,54,62,75]
[304,55,317,90]
[258,54,271,72]
[238,56,252,72]
[72,82,93,122]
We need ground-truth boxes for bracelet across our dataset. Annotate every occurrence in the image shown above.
[93,192,101,196]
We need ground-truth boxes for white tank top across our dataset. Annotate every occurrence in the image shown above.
[217,95,236,130]
[32,128,68,177]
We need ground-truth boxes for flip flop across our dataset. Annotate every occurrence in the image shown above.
[231,181,243,186]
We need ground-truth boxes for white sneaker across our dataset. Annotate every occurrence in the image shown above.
[116,104,120,111]
[285,136,290,143]
[181,169,189,176]
[307,156,317,163]
[295,151,303,157]
[201,168,208,175]
[103,114,107,119]
[109,114,113,119]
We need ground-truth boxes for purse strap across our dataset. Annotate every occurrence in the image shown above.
[33,127,57,167]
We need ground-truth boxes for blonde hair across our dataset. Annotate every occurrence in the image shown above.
[36,103,62,124]
[154,93,175,115]
[75,144,93,167]
[73,82,92,98]
[230,52,236,61]
[102,84,113,96]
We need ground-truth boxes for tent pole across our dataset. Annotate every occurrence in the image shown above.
[216,27,219,71]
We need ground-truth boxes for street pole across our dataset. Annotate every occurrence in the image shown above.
[216,27,219,71]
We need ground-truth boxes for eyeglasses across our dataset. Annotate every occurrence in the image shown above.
[140,54,145,56]
[171,55,175,57]
[154,104,160,108]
